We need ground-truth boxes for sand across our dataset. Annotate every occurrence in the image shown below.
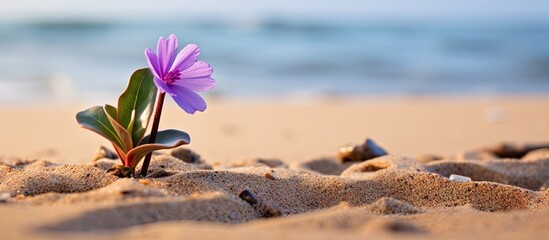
[0,96,548,239]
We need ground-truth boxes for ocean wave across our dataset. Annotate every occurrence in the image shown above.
[0,19,549,102]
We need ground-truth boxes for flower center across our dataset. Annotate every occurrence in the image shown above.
[164,70,181,84]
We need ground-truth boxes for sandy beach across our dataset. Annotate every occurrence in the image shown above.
[0,96,548,239]
[2,96,549,164]
[2,0,549,238]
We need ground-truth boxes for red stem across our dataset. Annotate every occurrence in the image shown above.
[139,91,166,177]
[112,144,128,166]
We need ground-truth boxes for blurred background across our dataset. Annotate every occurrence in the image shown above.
[1,0,549,104]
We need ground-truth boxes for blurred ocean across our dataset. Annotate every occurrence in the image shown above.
[1,18,549,103]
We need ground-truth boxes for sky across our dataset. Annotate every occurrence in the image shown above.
[1,0,549,22]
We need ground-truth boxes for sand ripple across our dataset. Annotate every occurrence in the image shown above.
[0,144,547,233]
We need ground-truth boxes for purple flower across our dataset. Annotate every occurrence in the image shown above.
[145,34,215,114]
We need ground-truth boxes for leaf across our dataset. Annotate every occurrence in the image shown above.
[127,129,191,168]
[104,105,133,153]
[117,68,157,146]
[112,143,128,166]
[76,106,125,150]
[104,104,117,119]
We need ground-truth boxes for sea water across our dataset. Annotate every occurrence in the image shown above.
[0,19,548,103]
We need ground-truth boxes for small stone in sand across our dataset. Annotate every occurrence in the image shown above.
[239,190,259,206]
[449,174,472,182]
[264,171,276,180]
[0,192,10,203]
[239,190,282,218]
[338,138,387,163]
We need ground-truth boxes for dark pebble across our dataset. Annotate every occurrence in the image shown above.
[238,190,282,218]
[338,138,388,163]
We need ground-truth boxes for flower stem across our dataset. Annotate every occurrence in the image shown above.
[139,91,166,177]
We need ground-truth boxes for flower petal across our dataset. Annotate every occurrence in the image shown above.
[156,34,178,77]
[169,85,207,114]
[172,61,215,92]
[170,44,200,73]
[145,48,162,79]
[173,76,216,92]
[153,77,175,95]
[181,61,213,78]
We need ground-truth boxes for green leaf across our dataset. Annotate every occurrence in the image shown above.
[127,129,191,168]
[104,104,117,119]
[76,106,125,150]
[117,68,157,147]
[103,105,133,153]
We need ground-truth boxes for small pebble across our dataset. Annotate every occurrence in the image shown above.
[138,179,151,185]
[449,174,472,182]
[238,190,282,218]
[0,165,12,173]
[263,204,283,218]
[338,138,388,163]
[239,190,259,206]
[0,192,11,203]
[264,171,276,180]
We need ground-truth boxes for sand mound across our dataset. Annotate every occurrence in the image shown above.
[43,191,257,231]
[228,158,289,169]
[25,179,168,205]
[366,197,424,215]
[136,155,213,174]
[243,201,425,234]
[424,158,549,190]
[340,155,422,177]
[480,142,549,159]
[522,148,549,161]
[0,161,117,196]
[0,144,548,235]
[297,158,354,175]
